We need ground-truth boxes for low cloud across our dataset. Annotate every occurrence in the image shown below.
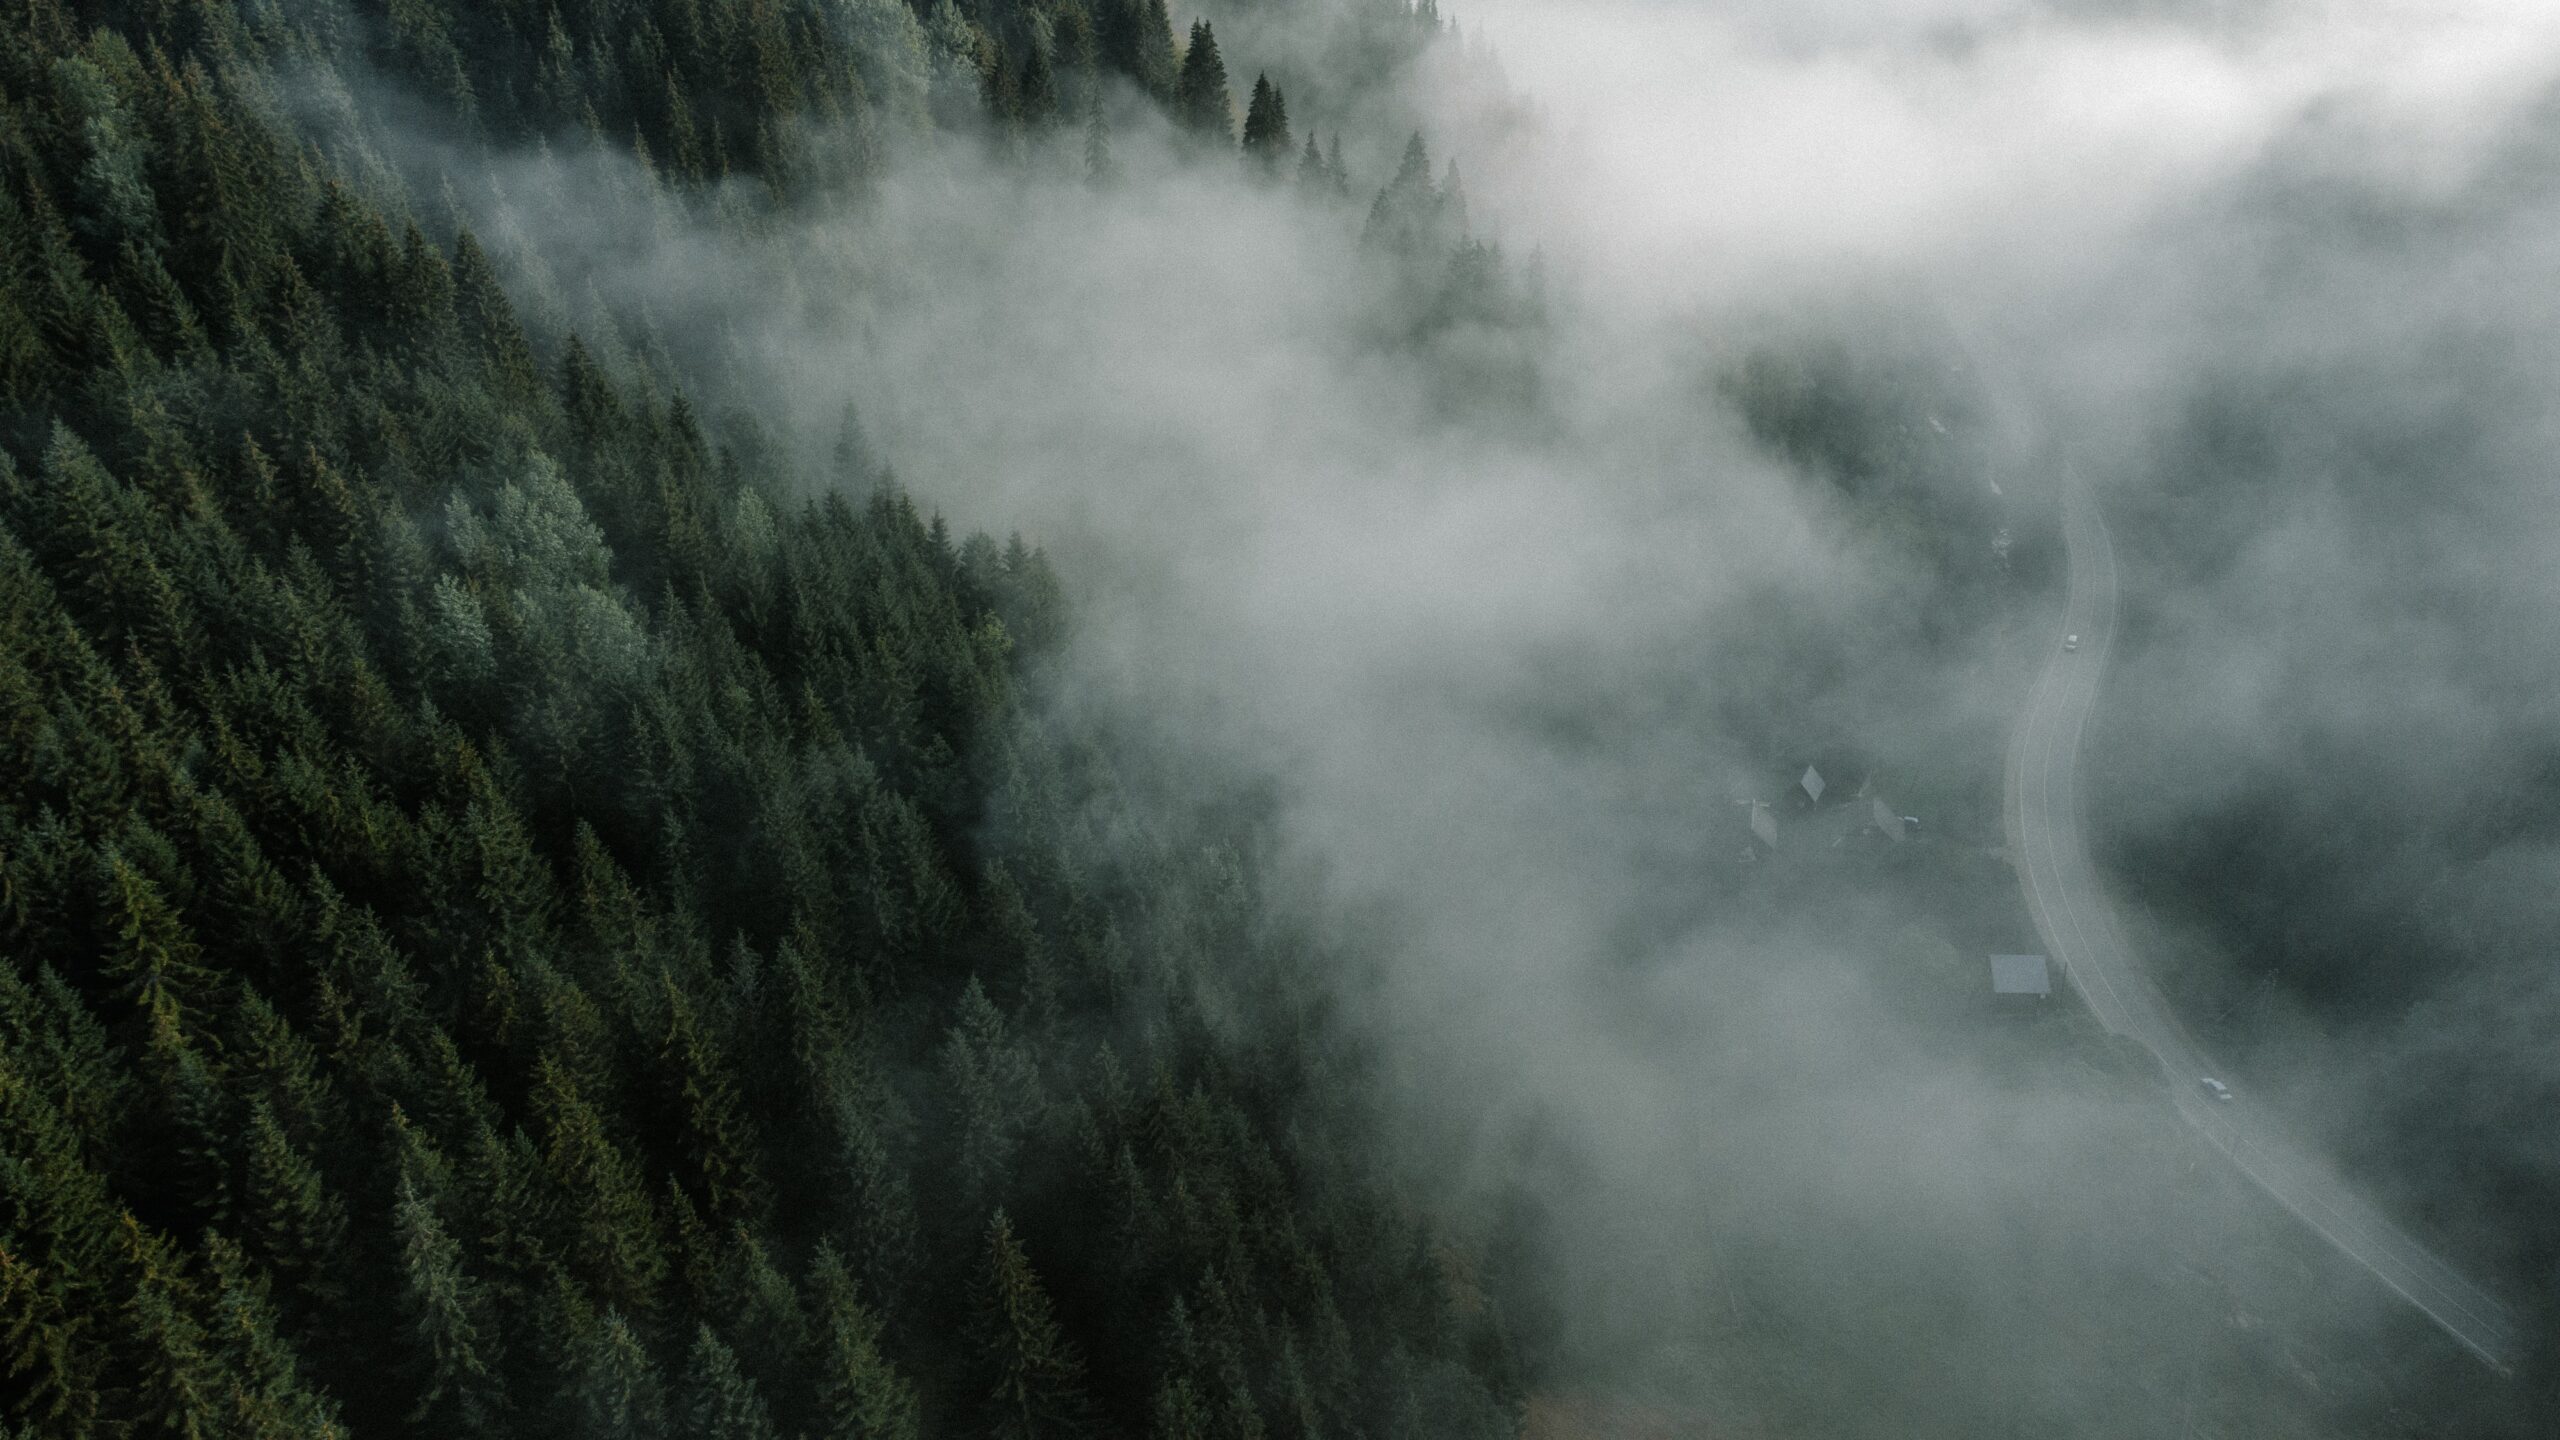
[399,0,2560,1424]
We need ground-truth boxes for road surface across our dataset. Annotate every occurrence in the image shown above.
[2003,474,2522,1373]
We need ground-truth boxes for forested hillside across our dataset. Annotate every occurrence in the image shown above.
[0,0,1523,1435]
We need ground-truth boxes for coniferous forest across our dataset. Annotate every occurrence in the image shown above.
[0,0,1527,1435]
[16,0,2556,1433]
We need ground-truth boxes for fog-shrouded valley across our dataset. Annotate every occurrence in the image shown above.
[1,0,2556,1435]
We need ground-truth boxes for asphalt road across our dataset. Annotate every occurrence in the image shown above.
[2003,475,2523,1373]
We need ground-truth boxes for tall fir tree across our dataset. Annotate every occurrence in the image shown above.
[1173,22,1234,144]
[1241,75,1292,175]
[1101,0,1179,101]
[1297,132,1329,194]
[679,1325,781,1440]
[973,1211,1092,1440]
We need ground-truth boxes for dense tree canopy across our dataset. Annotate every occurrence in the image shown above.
[0,0,1527,1435]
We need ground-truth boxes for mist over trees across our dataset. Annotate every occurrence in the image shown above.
[7,0,2560,1435]
[0,0,1534,1434]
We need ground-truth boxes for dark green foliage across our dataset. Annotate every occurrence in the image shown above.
[973,1210,1093,1438]
[680,1324,781,1440]
[807,1240,918,1437]
[1242,75,1293,177]
[1175,22,1235,144]
[1019,43,1061,131]
[0,2,1517,1436]
[1100,0,1180,102]
[391,1169,507,1432]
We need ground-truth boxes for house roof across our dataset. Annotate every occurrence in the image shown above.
[1989,954,2051,995]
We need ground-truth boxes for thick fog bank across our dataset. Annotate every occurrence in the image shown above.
[443,0,2560,1425]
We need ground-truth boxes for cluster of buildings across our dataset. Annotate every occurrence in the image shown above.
[1730,763,1917,862]
[1722,762,2052,1001]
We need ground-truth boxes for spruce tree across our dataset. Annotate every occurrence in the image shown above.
[1241,75,1292,176]
[565,1308,669,1440]
[1101,0,1178,101]
[237,1100,349,1315]
[1019,44,1059,130]
[1173,22,1233,144]
[1364,132,1450,256]
[391,1137,507,1431]
[680,1325,781,1440]
[531,1056,665,1314]
[1052,4,1102,115]
[1439,158,1470,237]
[807,1243,920,1440]
[1084,99,1118,187]
[973,1211,1092,1439]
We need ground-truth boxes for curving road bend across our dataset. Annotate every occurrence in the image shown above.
[2002,473,2522,1373]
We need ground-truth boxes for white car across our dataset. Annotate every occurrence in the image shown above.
[2198,1077,2233,1102]
[2063,634,2080,652]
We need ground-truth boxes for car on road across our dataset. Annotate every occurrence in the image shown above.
[2198,1077,2233,1102]
[2063,634,2079,652]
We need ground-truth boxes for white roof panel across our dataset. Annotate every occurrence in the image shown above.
[1989,954,2051,995]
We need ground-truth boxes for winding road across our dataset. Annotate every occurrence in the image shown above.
[2002,474,2522,1373]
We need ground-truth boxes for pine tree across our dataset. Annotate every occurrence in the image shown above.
[942,977,1038,1207]
[973,1210,1092,1439]
[0,1240,102,1434]
[531,1056,666,1314]
[114,1217,228,1440]
[0,1059,119,1431]
[1,964,129,1166]
[1240,75,1291,175]
[1019,43,1058,130]
[828,1085,923,1313]
[565,1307,669,1440]
[1363,132,1451,256]
[680,1324,781,1440]
[697,1228,807,1399]
[1173,22,1233,144]
[807,1242,920,1440]
[449,229,541,407]
[197,1234,347,1439]
[1052,3,1101,114]
[1101,0,1177,101]
[1151,1377,1214,1440]
[658,972,758,1223]
[1297,132,1329,194]
[236,1100,348,1316]
[1084,99,1118,187]
[393,1166,506,1432]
